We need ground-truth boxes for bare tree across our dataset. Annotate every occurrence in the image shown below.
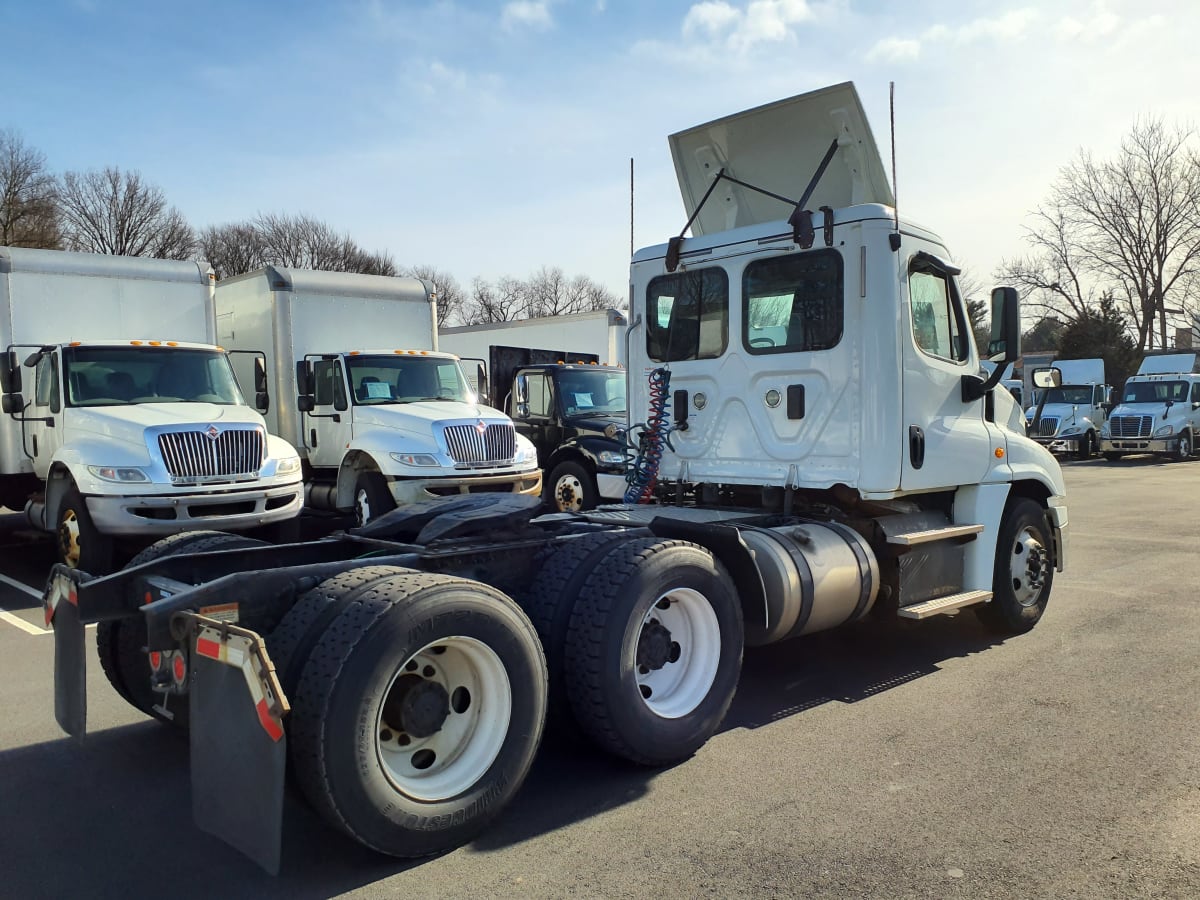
[198,213,396,279]
[0,130,60,249]
[997,119,1200,352]
[465,276,527,324]
[525,266,620,317]
[405,265,464,327]
[57,166,195,259]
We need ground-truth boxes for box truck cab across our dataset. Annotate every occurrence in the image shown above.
[1100,353,1200,461]
[1024,358,1110,457]
[215,267,541,524]
[0,248,303,572]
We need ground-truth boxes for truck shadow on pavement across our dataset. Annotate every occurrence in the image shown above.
[0,614,1005,896]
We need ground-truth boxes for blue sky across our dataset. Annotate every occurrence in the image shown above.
[4,1,1197,304]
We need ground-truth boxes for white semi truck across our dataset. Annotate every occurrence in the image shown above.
[1025,358,1111,457]
[214,267,542,524]
[1100,352,1200,461]
[43,82,1067,873]
[0,247,303,572]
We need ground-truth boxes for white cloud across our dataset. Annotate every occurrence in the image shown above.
[680,0,816,53]
[926,9,1041,46]
[866,37,920,64]
[501,1,554,33]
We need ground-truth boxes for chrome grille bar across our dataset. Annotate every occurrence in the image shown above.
[1109,415,1152,438]
[443,423,516,464]
[157,427,265,479]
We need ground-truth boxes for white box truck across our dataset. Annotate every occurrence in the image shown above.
[440,308,629,371]
[1024,358,1110,457]
[0,247,304,572]
[43,82,1068,873]
[214,267,541,524]
[1100,352,1200,460]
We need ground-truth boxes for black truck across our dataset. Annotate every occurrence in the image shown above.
[485,345,629,511]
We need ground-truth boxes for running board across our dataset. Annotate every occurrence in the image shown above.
[898,590,992,620]
[887,523,984,546]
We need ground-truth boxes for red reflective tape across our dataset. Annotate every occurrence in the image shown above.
[255,698,284,742]
[67,589,78,607]
[196,636,222,660]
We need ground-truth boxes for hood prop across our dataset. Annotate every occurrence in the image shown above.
[665,139,840,272]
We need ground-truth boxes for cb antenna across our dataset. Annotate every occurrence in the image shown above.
[888,81,901,252]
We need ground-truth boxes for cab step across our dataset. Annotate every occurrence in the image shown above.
[897,589,992,620]
[886,523,984,546]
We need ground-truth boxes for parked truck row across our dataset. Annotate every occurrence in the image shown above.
[41,82,1067,874]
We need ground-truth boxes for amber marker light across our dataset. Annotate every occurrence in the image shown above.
[995,448,1005,458]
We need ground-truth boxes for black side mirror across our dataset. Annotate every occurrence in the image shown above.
[475,362,488,402]
[297,395,314,413]
[2,392,24,414]
[987,287,1021,363]
[256,391,270,413]
[295,360,313,397]
[0,350,21,395]
[254,356,269,394]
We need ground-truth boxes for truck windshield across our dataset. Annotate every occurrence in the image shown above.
[346,355,474,405]
[63,346,244,407]
[1123,380,1188,404]
[1042,386,1093,405]
[555,369,627,417]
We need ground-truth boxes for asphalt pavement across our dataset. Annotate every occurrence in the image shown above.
[1,457,1198,898]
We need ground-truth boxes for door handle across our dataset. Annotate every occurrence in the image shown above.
[310,428,318,448]
[909,425,925,469]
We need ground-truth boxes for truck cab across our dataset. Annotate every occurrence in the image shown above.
[1025,359,1110,457]
[295,349,542,521]
[1101,371,1200,461]
[2,340,302,571]
[507,361,628,511]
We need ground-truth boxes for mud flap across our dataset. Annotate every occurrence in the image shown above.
[51,592,87,739]
[186,617,289,875]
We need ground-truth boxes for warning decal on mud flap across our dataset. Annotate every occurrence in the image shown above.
[198,602,239,624]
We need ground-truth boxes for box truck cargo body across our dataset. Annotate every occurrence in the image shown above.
[0,247,304,571]
[215,267,541,522]
[440,308,629,376]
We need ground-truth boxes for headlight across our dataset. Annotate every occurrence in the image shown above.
[1059,426,1080,436]
[513,436,538,464]
[87,465,149,483]
[1154,425,1174,438]
[597,450,626,465]
[276,456,302,476]
[390,452,440,467]
[1100,424,1110,437]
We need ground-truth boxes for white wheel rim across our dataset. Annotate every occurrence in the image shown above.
[1009,526,1049,608]
[554,473,585,512]
[375,636,512,801]
[634,587,721,719]
[356,487,371,525]
[59,510,82,568]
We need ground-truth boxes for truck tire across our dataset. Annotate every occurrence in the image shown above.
[266,565,419,700]
[56,486,114,574]
[96,531,269,728]
[976,498,1053,635]
[288,571,547,857]
[354,471,395,526]
[1173,429,1193,462]
[1078,431,1097,459]
[563,538,743,766]
[545,461,599,512]
[521,530,632,721]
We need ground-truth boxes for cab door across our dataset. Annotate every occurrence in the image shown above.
[306,357,350,469]
[28,351,65,479]
[900,251,993,491]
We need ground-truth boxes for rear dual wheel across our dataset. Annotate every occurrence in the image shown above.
[283,569,547,857]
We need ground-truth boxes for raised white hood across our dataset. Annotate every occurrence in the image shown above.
[669,81,895,237]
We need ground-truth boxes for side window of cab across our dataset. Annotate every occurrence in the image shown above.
[909,258,969,364]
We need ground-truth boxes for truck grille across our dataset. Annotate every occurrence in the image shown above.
[1109,415,1152,438]
[1033,417,1059,437]
[443,423,516,464]
[157,427,265,480]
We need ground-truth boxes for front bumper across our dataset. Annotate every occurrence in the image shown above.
[86,481,304,536]
[1099,437,1177,454]
[1033,434,1085,453]
[389,470,544,506]
[1045,496,1069,572]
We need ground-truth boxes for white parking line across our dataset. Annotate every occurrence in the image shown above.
[0,607,50,635]
[0,571,41,599]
